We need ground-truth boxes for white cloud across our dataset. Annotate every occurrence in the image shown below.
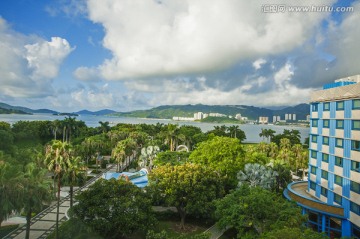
[252,58,267,70]
[70,88,115,109]
[0,17,73,98]
[79,0,335,80]
[74,66,101,82]
[25,37,73,80]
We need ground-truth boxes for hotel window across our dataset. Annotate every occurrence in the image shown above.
[310,166,317,175]
[335,157,343,167]
[311,135,318,143]
[351,202,360,215]
[351,181,360,194]
[335,175,343,186]
[312,119,318,127]
[323,119,330,128]
[336,101,344,110]
[353,99,360,109]
[321,187,328,197]
[321,170,328,180]
[352,120,360,130]
[335,138,344,148]
[312,103,319,112]
[323,136,329,145]
[323,102,330,111]
[311,150,317,159]
[310,181,316,190]
[351,161,360,172]
[322,153,329,162]
[334,193,342,205]
[336,120,344,129]
[352,140,360,151]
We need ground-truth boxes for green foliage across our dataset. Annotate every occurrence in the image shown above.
[206,125,246,142]
[271,129,302,146]
[146,230,210,239]
[149,163,225,229]
[0,162,23,225]
[237,163,278,189]
[189,136,245,190]
[260,228,328,239]
[0,224,19,238]
[215,185,307,238]
[73,178,157,239]
[154,151,190,166]
[47,218,102,239]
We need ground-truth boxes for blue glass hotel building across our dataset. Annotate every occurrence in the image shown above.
[284,75,360,238]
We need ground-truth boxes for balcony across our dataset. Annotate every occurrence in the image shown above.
[284,181,345,218]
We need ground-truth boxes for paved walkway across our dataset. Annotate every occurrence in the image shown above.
[204,223,228,239]
[3,164,118,239]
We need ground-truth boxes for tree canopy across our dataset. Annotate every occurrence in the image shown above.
[189,136,245,190]
[149,163,224,229]
[73,178,157,239]
[215,185,307,238]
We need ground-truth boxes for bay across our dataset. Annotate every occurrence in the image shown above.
[0,113,309,143]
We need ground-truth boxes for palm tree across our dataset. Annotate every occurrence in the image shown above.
[112,141,126,172]
[277,138,293,166]
[259,128,276,143]
[50,120,62,140]
[22,163,52,239]
[62,116,77,143]
[44,140,72,239]
[98,121,111,133]
[228,125,240,138]
[0,161,23,226]
[292,144,304,174]
[161,124,180,151]
[63,156,86,208]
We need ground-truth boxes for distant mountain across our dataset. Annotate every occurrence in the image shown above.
[0,106,30,114]
[0,101,310,121]
[32,109,58,114]
[112,103,310,121]
[0,102,58,114]
[75,109,117,115]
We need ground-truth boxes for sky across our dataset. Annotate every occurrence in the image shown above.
[0,0,358,112]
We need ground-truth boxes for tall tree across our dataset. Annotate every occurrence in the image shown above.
[259,129,276,143]
[22,163,52,239]
[98,121,111,133]
[73,179,157,239]
[215,185,307,238]
[149,163,224,229]
[189,136,245,190]
[44,140,72,239]
[0,161,23,226]
[63,155,86,208]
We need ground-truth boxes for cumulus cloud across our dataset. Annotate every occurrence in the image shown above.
[79,0,335,80]
[25,37,73,80]
[0,17,73,98]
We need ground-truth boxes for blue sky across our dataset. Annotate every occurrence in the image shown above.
[0,0,358,112]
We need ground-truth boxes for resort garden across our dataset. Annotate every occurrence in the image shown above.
[0,118,327,238]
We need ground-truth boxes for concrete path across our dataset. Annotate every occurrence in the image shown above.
[2,164,118,239]
[204,223,228,239]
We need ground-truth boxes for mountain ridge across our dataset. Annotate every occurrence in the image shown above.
[0,102,310,121]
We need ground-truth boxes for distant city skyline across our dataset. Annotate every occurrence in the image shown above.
[0,0,358,112]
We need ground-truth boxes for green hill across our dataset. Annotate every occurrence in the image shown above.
[112,104,309,121]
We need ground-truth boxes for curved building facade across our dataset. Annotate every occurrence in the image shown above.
[284,75,360,238]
